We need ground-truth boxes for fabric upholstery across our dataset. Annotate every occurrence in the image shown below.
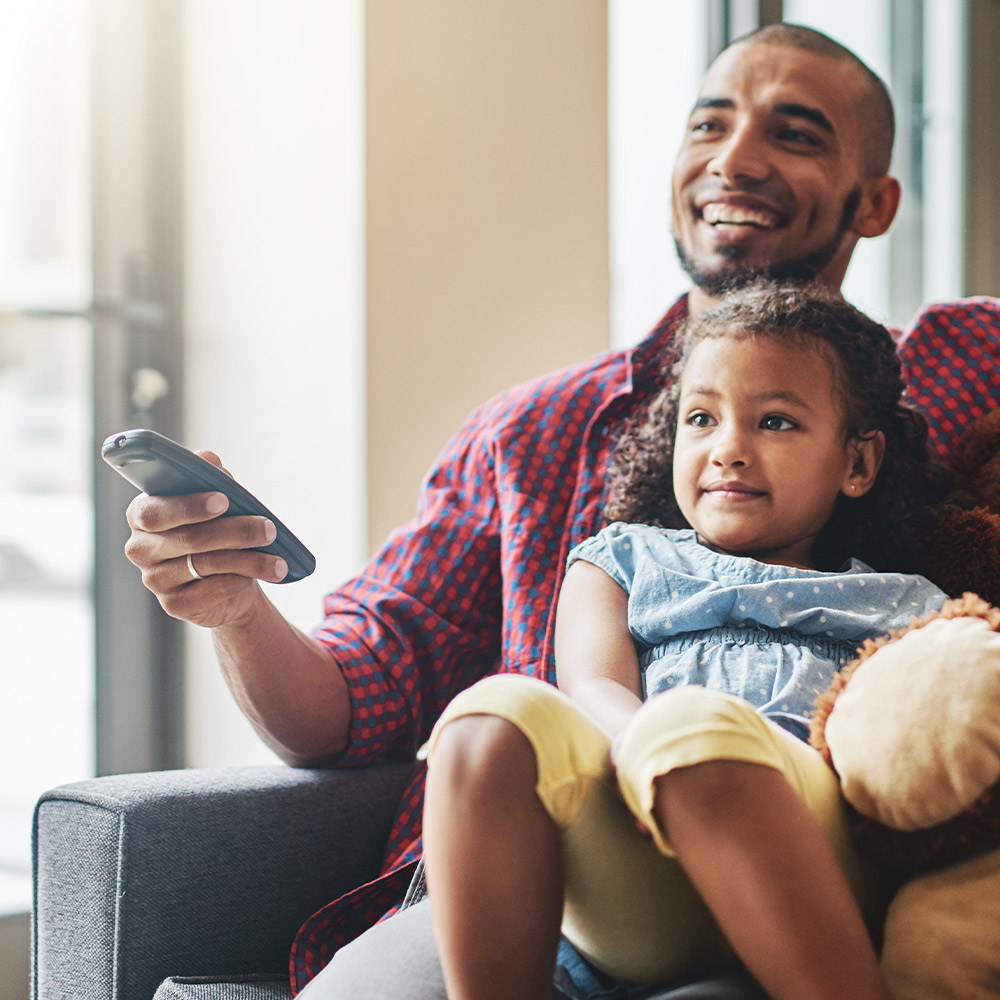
[32,763,418,1000]
[153,975,291,1000]
[32,762,767,1000]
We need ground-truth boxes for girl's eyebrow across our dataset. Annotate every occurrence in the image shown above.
[758,389,814,408]
[683,386,815,409]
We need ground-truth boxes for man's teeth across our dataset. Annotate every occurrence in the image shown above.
[702,203,776,228]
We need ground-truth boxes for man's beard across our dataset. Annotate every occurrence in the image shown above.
[674,186,863,296]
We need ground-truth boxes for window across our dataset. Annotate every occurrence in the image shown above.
[0,0,94,917]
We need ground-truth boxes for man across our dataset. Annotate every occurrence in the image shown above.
[124,22,998,999]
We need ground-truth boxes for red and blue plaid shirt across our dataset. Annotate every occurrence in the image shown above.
[290,293,1000,992]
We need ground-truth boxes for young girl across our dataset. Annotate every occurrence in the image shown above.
[422,283,951,1000]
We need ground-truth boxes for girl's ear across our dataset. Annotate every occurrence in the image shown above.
[842,430,885,498]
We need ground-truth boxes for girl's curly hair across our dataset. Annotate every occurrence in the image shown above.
[605,281,951,571]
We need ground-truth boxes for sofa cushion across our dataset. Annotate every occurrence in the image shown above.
[153,974,291,1000]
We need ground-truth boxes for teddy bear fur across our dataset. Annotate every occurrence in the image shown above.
[950,403,1000,506]
[809,407,1000,875]
[809,593,1000,876]
[912,406,1000,607]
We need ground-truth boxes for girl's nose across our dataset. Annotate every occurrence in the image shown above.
[710,428,750,467]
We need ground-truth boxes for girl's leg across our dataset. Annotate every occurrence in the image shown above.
[615,686,891,1000]
[423,712,563,1000]
[655,759,891,1000]
[424,676,743,994]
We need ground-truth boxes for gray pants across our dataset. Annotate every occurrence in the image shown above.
[296,897,446,1000]
[296,894,763,999]
[298,895,566,999]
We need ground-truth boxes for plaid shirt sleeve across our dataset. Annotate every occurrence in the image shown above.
[310,401,507,766]
[898,297,1000,455]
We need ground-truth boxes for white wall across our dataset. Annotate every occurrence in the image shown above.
[608,0,706,348]
[181,0,366,766]
[782,2,894,322]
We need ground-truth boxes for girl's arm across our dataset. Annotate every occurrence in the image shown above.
[554,559,644,743]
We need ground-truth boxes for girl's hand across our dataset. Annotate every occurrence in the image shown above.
[609,730,653,839]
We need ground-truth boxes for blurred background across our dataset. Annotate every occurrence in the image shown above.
[1,0,995,994]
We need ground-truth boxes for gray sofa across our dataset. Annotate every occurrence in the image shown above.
[31,763,765,1000]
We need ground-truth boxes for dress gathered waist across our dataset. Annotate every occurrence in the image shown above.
[637,626,860,673]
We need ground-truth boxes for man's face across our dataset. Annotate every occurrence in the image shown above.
[671,42,876,300]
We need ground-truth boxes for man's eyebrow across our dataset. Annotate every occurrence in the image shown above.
[690,97,836,137]
[692,97,734,113]
[773,102,835,135]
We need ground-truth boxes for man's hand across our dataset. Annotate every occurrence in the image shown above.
[123,450,290,629]
[123,449,350,765]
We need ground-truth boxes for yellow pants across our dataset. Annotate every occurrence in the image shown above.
[426,674,886,985]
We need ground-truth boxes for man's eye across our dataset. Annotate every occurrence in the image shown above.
[690,119,722,135]
[776,127,820,147]
[761,415,795,430]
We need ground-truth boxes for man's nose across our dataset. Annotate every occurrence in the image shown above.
[707,125,770,185]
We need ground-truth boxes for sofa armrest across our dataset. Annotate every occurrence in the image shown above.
[32,762,419,1000]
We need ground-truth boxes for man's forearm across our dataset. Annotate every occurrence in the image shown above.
[212,585,351,766]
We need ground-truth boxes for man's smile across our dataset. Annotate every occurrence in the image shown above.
[692,187,790,236]
[700,202,781,230]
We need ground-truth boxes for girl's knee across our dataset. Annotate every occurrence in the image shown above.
[618,686,773,772]
[613,687,784,850]
[643,685,763,732]
[430,713,538,790]
[426,714,544,837]
[429,676,612,829]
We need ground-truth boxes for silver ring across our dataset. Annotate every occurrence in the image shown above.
[186,553,204,581]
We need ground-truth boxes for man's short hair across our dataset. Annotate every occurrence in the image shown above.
[730,22,896,177]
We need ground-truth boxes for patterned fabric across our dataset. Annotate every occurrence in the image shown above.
[289,295,1000,993]
[897,297,1000,456]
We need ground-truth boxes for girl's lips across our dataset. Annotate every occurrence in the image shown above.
[703,481,766,500]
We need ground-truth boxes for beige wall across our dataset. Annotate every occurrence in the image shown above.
[366,0,610,549]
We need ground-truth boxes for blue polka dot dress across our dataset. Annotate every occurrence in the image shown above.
[567,524,947,740]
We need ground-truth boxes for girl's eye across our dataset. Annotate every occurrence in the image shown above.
[687,411,716,428]
[761,415,795,431]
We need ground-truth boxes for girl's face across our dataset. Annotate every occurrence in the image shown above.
[672,333,879,569]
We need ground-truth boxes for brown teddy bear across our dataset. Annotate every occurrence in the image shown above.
[909,404,1000,608]
[808,406,1000,1000]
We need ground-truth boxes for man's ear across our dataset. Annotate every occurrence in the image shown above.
[843,430,885,497]
[852,175,901,239]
